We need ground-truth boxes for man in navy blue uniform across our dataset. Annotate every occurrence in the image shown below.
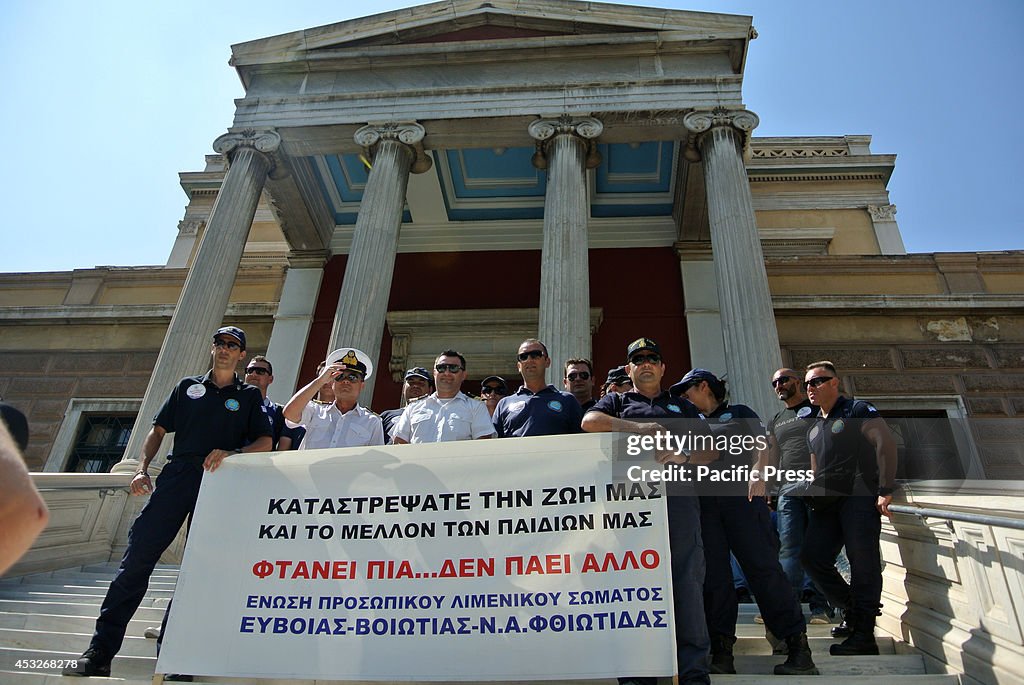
[64,326,272,679]
[493,339,583,437]
[800,361,897,656]
[673,368,817,676]
[583,338,717,685]
[243,355,294,450]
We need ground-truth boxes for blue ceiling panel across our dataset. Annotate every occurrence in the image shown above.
[310,153,410,225]
[437,147,546,221]
[595,142,674,193]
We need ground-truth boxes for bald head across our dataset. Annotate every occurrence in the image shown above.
[772,367,805,406]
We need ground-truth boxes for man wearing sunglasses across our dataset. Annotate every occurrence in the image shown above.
[282,347,384,450]
[479,376,508,417]
[392,349,495,444]
[492,339,584,437]
[564,358,596,410]
[64,326,272,678]
[764,369,833,627]
[601,365,633,398]
[380,367,435,443]
[582,337,717,685]
[243,355,295,451]
[800,361,897,657]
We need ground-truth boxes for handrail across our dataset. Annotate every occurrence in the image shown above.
[31,472,133,490]
[889,503,1024,531]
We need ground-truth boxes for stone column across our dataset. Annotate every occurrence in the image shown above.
[265,250,329,402]
[529,115,603,381]
[114,129,282,477]
[868,204,907,255]
[683,108,782,418]
[328,123,430,400]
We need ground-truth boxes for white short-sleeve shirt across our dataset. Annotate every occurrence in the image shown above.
[391,392,495,444]
[287,401,384,450]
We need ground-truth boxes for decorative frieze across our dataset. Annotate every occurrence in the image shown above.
[751,147,848,159]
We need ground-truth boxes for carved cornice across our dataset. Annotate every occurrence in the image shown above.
[212,129,286,179]
[868,204,898,222]
[354,122,432,174]
[682,107,760,162]
[528,115,604,170]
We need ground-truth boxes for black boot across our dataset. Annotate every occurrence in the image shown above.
[709,633,737,674]
[62,646,112,677]
[830,609,879,655]
[774,632,820,675]
[831,609,852,638]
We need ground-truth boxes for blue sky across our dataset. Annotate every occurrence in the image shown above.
[1,0,1021,273]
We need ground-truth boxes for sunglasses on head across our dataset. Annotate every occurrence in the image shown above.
[566,372,591,381]
[245,367,270,376]
[804,376,834,389]
[771,375,794,387]
[481,385,507,396]
[333,371,364,383]
[517,349,546,362]
[213,339,241,350]
[435,363,463,373]
[629,353,661,365]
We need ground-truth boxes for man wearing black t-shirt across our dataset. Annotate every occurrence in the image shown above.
[64,326,272,678]
[801,361,897,656]
[766,369,832,624]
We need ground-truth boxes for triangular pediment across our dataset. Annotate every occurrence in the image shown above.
[231,0,751,65]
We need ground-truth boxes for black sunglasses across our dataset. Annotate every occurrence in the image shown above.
[629,353,661,365]
[246,367,270,376]
[517,349,546,362]
[435,363,464,373]
[213,339,241,350]
[481,385,508,396]
[566,372,591,381]
[334,371,365,383]
[771,375,794,387]
[804,376,835,388]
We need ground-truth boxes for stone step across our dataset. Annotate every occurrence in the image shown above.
[0,628,156,657]
[0,575,178,591]
[733,635,895,655]
[736,623,839,638]
[0,609,159,636]
[0,589,171,608]
[0,646,156,679]
[732,653,925,675]
[0,599,165,621]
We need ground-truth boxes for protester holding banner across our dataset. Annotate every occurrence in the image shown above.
[392,349,495,443]
[493,339,584,437]
[283,348,384,450]
[582,337,717,685]
[64,325,272,678]
[672,368,818,676]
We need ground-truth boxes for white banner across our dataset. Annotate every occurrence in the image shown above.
[157,433,675,681]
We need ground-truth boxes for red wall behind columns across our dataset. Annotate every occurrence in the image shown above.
[301,247,690,412]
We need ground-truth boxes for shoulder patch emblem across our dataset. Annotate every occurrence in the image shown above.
[809,425,820,441]
[547,400,563,412]
[797,406,812,418]
[720,411,733,421]
[667,404,682,414]
[186,383,206,400]
[225,398,240,412]
[831,419,845,434]
[509,401,527,414]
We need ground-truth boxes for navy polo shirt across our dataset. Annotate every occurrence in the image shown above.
[154,372,271,462]
[588,389,705,421]
[807,395,882,495]
[493,385,584,437]
[705,402,767,470]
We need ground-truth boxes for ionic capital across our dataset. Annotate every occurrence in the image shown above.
[212,129,286,178]
[682,107,760,162]
[528,115,604,170]
[354,122,432,174]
